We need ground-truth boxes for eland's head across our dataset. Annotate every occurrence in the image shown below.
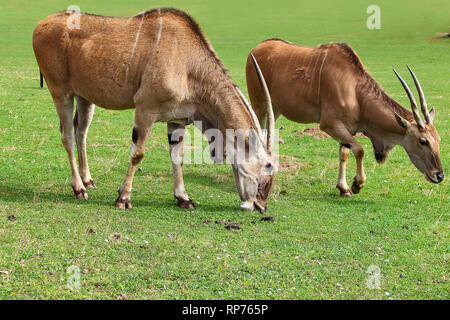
[231,54,278,212]
[393,66,443,184]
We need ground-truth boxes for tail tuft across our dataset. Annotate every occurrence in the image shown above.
[40,71,43,88]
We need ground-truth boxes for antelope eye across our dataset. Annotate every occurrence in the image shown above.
[419,138,429,146]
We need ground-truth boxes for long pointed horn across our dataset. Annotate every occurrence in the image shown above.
[250,53,275,154]
[235,86,262,133]
[393,69,425,129]
[407,65,432,125]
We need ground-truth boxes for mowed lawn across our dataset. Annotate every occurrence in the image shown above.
[0,0,448,299]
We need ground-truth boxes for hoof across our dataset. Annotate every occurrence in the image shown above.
[83,179,96,189]
[341,191,353,197]
[177,198,195,210]
[351,180,363,194]
[115,197,132,209]
[337,185,353,197]
[73,187,88,199]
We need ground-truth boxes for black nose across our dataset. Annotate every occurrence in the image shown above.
[437,172,444,183]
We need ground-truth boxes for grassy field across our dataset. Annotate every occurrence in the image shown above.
[0,0,448,299]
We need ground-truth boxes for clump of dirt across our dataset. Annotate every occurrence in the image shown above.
[8,215,16,222]
[297,127,330,139]
[260,216,275,222]
[225,223,241,231]
[86,228,96,235]
[109,233,122,241]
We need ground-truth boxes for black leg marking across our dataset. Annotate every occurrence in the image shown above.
[132,128,138,144]
[168,133,183,145]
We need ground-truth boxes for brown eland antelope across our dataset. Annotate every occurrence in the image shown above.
[33,8,277,211]
[246,39,443,197]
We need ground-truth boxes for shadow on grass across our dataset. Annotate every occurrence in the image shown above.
[19,87,46,90]
[0,182,240,213]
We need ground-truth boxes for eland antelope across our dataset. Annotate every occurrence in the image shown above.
[33,8,277,211]
[246,39,443,197]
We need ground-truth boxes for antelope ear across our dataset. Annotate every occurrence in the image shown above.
[394,112,411,131]
[429,107,435,123]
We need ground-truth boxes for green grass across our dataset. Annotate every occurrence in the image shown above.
[0,0,449,299]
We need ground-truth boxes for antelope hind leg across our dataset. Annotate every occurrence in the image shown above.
[54,94,88,199]
[74,96,96,189]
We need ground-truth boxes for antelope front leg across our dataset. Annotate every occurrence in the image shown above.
[321,123,366,196]
[54,94,87,199]
[337,144,352,197]
[74,96,95,189]
[167,123,195,209]
[115,111,154,209]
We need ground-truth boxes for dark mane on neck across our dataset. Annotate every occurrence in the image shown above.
[142,7,230,79]
[335,42,412,120]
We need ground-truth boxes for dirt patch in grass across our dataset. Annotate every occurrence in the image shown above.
[88,143,118,147]
[278,155,306,172]
[297,127,330,139]
[431,32,450,41]
[280,161,306,172]
[1,146,17,151]
[297,127,367,139]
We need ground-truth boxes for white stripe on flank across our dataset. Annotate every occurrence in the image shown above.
[317,48,328,105]
[126,14,145,78]
[155,8,163,47]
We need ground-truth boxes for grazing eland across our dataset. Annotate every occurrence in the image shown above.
[246,39,443,197]
[33,8,277,211]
